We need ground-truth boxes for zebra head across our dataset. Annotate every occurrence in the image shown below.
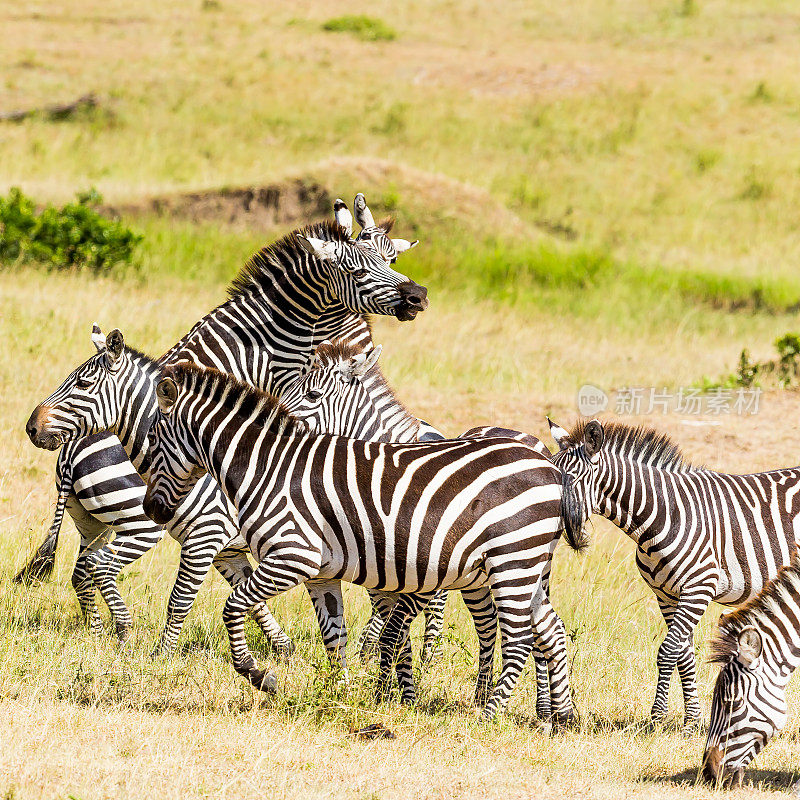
[26,324,129,450]
[280,340,383,439]
[549,417,605,552]
[345,193,419,264]
[297,214,427,322]
[703,621,789,787]
[143,372,212,525]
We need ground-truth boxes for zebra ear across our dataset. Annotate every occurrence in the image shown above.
[297,235,338,262]
[91,322,106,353]
[391,238,418,254]
[548,417,571,451]
[352,344,382,378]
[353,192,375,230]
[156,378,178,414]
[333,199,353,238]
[584,420,604,459]
[737,627,763,668]
[105,329,124,364]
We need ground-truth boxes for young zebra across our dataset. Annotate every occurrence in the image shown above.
[142,364,576,721]
[702,551,800,788]
[551,418,800,731]
[23,201,427,647]
[283,339,566,718]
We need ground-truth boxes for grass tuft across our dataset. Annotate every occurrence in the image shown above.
[321,15,396,42]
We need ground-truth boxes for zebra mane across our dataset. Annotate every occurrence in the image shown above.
[227,220,352,300]
[163,363,304,437]
[709,549,800,664]
[567,419,691,472]
[311,338,412,416]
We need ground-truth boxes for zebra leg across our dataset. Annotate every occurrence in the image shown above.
[213,546,294,656]
[66,495,111,634]
[357,593,385,660]
[481,591,535,721]
[530,589,575,726]
[222,549,319,692]
[650,593,710,732]
[653,595,705,729]
[374,593,432,706]
[86,524,166,642]
[460,586,497,706]
[420,590,448,663]
[151,534,220,656]
[71,546,105,634]
[305,579,348,673]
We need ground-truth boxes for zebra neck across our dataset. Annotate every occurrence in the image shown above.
[761,574,800,682]
[160,288,371,393]
[358,369,421,443]
[112,355,159,471]
[598,461,675,542]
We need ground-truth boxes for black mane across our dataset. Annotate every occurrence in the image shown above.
[227,220,351,300]
[567,419,692,472]
[163,363,303,436]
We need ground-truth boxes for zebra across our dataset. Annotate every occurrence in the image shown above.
[22,200,428,649]
[702,550,800,787]
[551,417,800,731]
[282,337,565,719]
[142,364,576,722]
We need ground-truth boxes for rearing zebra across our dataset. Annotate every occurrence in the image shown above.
[23,199,428,651]
[552,417,800,731]
[143,364,576,721]
[702,549,800,787]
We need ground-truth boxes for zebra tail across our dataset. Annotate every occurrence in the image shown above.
[14,480,71,585]
[560,471,590,553]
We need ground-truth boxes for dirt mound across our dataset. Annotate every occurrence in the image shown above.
[107,179,331,230]
[105,158,540,242]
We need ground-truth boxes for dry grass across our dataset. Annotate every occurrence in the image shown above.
[2,271,800,799]
[3,0,800,796]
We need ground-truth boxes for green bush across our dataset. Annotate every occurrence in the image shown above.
[0,187,142,273]
[322,15,396,42]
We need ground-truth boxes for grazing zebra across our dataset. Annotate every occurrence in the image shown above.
[551,417,800,731]
[142,364,576,721]
[22,200,428,647]
[702,550,800,787]
[283,338,565,718]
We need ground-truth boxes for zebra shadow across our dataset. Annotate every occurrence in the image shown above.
[639,767,798,792]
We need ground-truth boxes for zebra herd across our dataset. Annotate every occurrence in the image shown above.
[18,194,800,787]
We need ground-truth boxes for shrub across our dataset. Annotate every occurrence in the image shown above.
[0,187,142,273]
[322,15,396,42]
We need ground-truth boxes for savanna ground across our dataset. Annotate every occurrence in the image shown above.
[3,1,800,797]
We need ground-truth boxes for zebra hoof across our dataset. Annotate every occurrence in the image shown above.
[399,691,416,707]
[682,718,703,737]
[552,711,579,731]
[275,639,295,659]
[115,623,132,643]
[249,668,278,693]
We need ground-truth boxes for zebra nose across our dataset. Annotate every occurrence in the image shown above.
[397,281,429,311]
[26,410,41,442]
[701,745,723,785]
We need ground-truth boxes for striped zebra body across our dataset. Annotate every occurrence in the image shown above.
[28,332,293,652]
[552,418,800,729]
[143,365,575,721]
[284,343,566,717]
[23,203,429,650]
[703,551,800,787]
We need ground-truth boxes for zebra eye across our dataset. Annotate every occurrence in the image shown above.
[352,268,368,279]
[76,378,93,389]
[306,390,322,402]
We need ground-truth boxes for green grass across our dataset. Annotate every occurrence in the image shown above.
[322,15,396,42]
